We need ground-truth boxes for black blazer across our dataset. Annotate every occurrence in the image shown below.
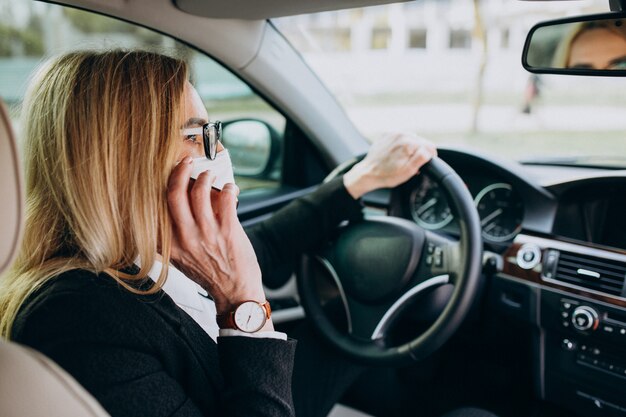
[12,178,362,417]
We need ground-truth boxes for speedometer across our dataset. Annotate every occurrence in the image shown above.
[410,176,453,230]
[474,183,524,242]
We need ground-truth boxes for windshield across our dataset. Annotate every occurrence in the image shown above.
[274,0,626,168]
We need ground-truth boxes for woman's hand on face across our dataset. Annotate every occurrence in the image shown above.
[343,133,437,199]
[167,157,269,322]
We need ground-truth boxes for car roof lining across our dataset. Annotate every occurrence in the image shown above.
[172,0,410,20]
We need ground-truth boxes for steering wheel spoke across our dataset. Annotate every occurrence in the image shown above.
[343,295,393,341]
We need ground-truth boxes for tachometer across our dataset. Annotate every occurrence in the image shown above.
[410,176,453,230]
[474,183,524,242]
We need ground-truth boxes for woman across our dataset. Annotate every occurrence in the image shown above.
[553,20,626,70]
[0,50,435,416]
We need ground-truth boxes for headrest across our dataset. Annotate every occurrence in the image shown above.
[0,99,24,274]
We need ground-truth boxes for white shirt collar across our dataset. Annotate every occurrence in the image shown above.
[143,260,206,312]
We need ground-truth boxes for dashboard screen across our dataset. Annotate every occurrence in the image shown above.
[553,183,626,250]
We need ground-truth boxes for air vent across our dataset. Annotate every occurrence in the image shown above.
[546,250,626,297]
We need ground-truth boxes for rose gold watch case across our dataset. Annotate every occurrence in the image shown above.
[217,300,271,332]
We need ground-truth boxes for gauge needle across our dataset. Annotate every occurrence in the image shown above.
[481,208,503,226]
[416,198,437,216]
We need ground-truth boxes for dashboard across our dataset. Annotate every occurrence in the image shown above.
[268,146,626,417]
[385,148,626,254]
[379,147,626,417]
[388,148,556,249]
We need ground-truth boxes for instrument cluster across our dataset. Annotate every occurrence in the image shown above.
[408,174,524,243]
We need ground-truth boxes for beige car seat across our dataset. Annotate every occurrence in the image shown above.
[0,99,109,416]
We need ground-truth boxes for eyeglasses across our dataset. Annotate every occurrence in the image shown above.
[181,121,222,160]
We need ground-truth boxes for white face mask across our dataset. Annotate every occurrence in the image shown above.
[190,149,235,190]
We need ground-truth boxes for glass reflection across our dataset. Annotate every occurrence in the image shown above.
[528,18,626,70]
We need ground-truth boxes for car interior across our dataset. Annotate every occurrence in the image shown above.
[2,0,626,416]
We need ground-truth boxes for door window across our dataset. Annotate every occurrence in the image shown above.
[0,0,285,191]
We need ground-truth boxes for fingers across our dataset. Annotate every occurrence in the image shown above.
[410,136,436,157]
[403,136,436,175]
[409,146,435,175]
[170,155,240,241]
[221,183,240,198]
[167,156,195,229]
[386,134,437,176]
[399,135,436,162]
[190,170,217,231]
[214,183,240,226]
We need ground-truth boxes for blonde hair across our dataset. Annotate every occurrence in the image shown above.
[0,50,188,338]
[553,20,626,68]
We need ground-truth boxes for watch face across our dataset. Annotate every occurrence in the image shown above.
[234,301,266,332]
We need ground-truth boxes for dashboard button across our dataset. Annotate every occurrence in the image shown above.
[571,306,599,332]
[562,338,576,351]
[517,244,541,269]
[602,325,615,334]
[434,247,443,267]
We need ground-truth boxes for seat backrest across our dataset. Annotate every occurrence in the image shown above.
[0,99,109,417]
[0,94,23,272]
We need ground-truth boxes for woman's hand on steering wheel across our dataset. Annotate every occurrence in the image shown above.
[343,133,437,199]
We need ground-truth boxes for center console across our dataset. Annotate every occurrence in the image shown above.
[496,234,626,417]
[542,290,626,416]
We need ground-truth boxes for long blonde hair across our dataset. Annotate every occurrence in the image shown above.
[0,50,188,338]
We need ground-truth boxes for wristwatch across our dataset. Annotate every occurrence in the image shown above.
[216,300,272,333]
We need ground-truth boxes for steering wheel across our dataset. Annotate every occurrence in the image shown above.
[297,156,483,366]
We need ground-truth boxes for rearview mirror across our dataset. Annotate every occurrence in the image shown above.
[523,12,626,75]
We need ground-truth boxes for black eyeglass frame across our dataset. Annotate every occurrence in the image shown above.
[181,120,222,160]
[202,121,222,160]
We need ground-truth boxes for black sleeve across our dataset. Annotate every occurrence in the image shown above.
[12,276,296,417]
[246,176,363,288]
[218,337,296,416]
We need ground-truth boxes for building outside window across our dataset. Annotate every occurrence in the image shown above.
[371,26,391,50]
[408,28,427,49]
[449,29,472,49]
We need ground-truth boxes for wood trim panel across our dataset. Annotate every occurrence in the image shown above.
[502,234,626,308]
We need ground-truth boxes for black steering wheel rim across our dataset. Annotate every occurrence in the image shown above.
[297,156,483,366]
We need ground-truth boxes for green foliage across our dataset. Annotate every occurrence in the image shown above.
[0,24,17,56]
[63,8,135,34]
[0,21,43,57]
[62,8,174,47]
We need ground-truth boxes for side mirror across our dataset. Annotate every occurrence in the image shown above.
[221,119,281,178]
[523,12,626,75]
